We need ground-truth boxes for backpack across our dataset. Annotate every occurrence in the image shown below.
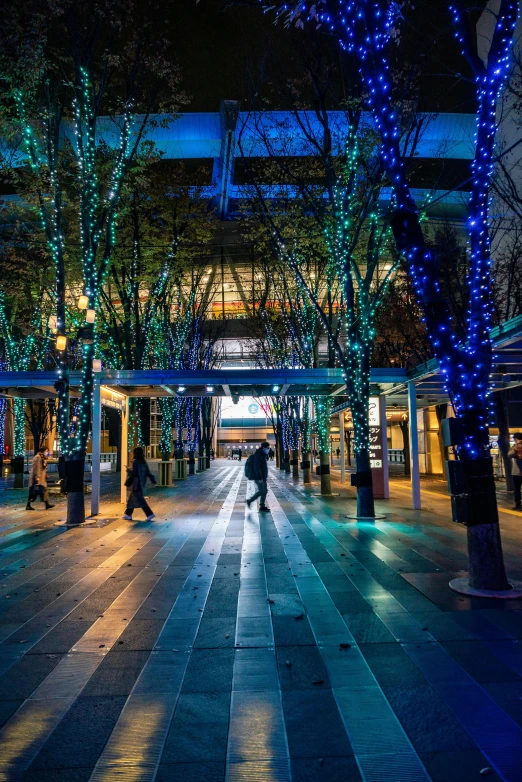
[244,453,255,480]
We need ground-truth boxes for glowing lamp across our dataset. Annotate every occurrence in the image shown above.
[56,335,67,351]
[86,309,96,323]
[93,359,102,372]
[206,386,214,393]
[177,386,186,393]
[78,295,89,310]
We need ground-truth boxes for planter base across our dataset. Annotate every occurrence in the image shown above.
[344,514,386,521]
[449,577,522,599]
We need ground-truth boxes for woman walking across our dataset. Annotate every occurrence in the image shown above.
[26,446,54,510]
[123,447,157,520]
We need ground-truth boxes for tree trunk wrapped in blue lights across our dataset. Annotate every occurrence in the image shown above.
[262,0,518,590]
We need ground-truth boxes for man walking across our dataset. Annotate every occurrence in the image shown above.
[508,433,522,511]
[246,441,270,512]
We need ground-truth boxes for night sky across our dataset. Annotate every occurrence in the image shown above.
[176,0,479,114]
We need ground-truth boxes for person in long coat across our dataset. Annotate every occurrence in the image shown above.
[123,447,157,520]
[26,446,54,510]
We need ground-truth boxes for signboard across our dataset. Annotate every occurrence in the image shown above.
[220,397,267,420]
[368,396,388,499]
[101,387,126,413]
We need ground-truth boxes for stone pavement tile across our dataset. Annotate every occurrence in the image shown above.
[406,611,479,642]
[81,650,150,696]
[63,595,117,622]
[333,592,373,614]
[479,609,522,638]
[314,562,346,579]
[268,593,305,616]
[282,689,353,758]
[402,572,522,611]
[290,756,361,782]
[28,696,127,770]
[452,610,515,640]
[441,640,522,684]
[359,643,427,688]
[194,617,237,648]
[133,593,180,620]
[264,563,299,592]
[330,590,373,615]
[115,617,166,650]
[156,761,225,782]
[26,620,94,654]
[382,684,477,753]
[484,681,522,727]
[181,648,234,693]
[20,769,93,782]
[276,646,330,690]
[342,613,395,644]
[216,553,241,567]
[204,592,241,619]
[0,653,65,700]
[0,699,23,729]
[320,575,359,594]
[162,692,230,763]
[272,615,316,647]
[420,750,503,782]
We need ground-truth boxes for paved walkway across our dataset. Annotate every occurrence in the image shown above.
[0,461,521,782]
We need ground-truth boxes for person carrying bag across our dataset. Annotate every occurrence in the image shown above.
[26,446,54,511]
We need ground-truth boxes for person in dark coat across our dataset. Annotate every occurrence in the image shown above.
[26,446,54,510]
[508,433,522,510]
[123,447,157,520]
[246,442,270,512]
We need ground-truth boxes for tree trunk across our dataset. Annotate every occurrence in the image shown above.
[301,450,312,484]
[319,451,331,495]
[355,449,375,518]
[399,420,411,478]
[188,450,196,475]
[283,449,291,474]
[66,458,85,525]
[12,456,24,489]
[465,454,509,590]
[493,391,513,491]
[291,449,299,479]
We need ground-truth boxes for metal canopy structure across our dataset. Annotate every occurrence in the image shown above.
[0,367,407,400]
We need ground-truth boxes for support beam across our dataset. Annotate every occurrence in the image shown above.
[379,395,390,499]
[339,411,346,484]
[408,382,421,510]
[90,381,102,517]
[121,396,130,505]
[280,384,290,397]
[223,385,232,397]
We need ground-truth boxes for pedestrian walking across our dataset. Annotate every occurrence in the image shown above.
[238,447,242,462]
[123,447,157,520]
[508,433,522,510]
[246,441,270,512]
[26,446,54,510]
[268,448,274,461]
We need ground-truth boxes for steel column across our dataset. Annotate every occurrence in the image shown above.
[408,382,421,510]
[339,411,346,484]
[121,395,130,504]
[90,381,102,516]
